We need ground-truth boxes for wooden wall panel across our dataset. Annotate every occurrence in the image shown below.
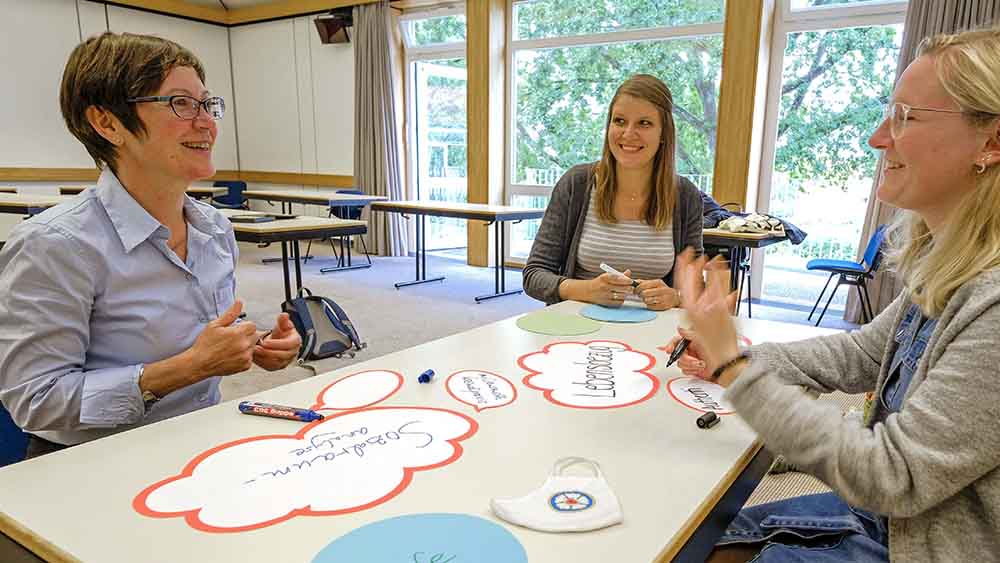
[465,0,507,267]
[100,0,227,24]
[227,0,378,26]
[711,0,774,209]
[0,168,99,182]
[0,168,352,188]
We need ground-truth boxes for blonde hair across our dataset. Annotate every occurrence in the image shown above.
[592,74,677,230]
[886,27,1000,316]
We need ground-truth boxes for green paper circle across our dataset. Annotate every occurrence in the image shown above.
[516,311,601,336]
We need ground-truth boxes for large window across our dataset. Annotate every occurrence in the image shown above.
[755,0,906,311]
[402,9,468,255]
[507,0,726,260]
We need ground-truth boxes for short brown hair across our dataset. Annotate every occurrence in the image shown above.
[593,74,678,230]
[60,32,206,170]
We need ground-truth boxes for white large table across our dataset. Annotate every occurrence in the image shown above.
[219,209,367,303]
[58,186,226,200]
[0,196,366,305]
[0,302,836,562]
[242,189,387,210]
[0,193,72,216]
[370,200,546,302]
[243,190,387,273]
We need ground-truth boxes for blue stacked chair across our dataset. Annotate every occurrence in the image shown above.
[331,189,371,264]
[210,180,248,210]
[305,189,372,267]
[807,224,887,326]
[0,402,28,467]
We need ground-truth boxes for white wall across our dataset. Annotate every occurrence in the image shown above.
[0,0,239,179]
[0,0,242,236]
[107,6,239,170]
[1,0,94,169]
[1,1,358,229]
[230,16,354,177]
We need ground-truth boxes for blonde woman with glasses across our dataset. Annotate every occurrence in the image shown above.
[665,27,1000,562]
[0,33,301,459]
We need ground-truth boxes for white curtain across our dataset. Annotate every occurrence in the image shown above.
[353,0,407,256]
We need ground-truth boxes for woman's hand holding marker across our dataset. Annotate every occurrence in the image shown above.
[672,248,742,387]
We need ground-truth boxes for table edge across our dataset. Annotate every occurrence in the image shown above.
[654,439,764,562]
[0,511,79,563]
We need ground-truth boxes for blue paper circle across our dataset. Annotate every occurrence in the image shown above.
[580,304,657,323]
[312,513,527,563]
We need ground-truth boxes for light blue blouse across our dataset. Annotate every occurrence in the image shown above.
[0,169,238,445]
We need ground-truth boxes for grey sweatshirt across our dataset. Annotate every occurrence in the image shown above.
[522,163,704,304]
[726,268,1000,562]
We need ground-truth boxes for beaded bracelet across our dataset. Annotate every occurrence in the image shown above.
[709,350,751,383]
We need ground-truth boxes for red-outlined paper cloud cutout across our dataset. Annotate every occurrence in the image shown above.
[518,340,657,409]
[134,407,477,533]
[445,370,517,412]
[666,377,735,415]
[310,370,404,411]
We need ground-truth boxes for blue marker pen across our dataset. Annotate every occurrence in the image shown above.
[418,369,435,383]
[238,401,324,422]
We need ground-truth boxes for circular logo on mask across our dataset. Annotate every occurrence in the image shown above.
[549,491,594,512]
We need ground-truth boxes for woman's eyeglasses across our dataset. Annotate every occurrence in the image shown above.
[881,102,963,140]
[127,95,226,121]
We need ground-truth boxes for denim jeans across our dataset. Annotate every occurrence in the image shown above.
[718,492,889,562]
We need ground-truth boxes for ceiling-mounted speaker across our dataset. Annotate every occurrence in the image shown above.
[314,7,353,44]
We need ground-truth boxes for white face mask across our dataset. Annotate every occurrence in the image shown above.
[490,457,623,533]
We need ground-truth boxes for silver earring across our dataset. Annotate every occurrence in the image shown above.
[976,161,988,175]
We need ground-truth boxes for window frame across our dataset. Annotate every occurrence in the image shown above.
[749,0,908,300]
[504,0,726,264]
[399,4,467,51]
[783,0,907,22]
[401,5,468,254]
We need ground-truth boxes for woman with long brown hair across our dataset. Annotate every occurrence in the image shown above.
[523,74,703,310]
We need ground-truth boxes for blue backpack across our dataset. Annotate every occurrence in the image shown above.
[281,288,366,363]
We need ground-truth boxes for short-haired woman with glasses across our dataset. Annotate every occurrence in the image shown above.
[0,32,301,458]
[665,27,1000,563]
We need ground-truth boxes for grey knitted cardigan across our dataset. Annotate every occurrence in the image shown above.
[522,163,704,304]
[727,269,1000,562]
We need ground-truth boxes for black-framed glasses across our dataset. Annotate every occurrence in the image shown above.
[881,101,963,140]
[127,95,226,121]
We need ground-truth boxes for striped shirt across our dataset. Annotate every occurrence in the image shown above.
[575,192,675,282]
